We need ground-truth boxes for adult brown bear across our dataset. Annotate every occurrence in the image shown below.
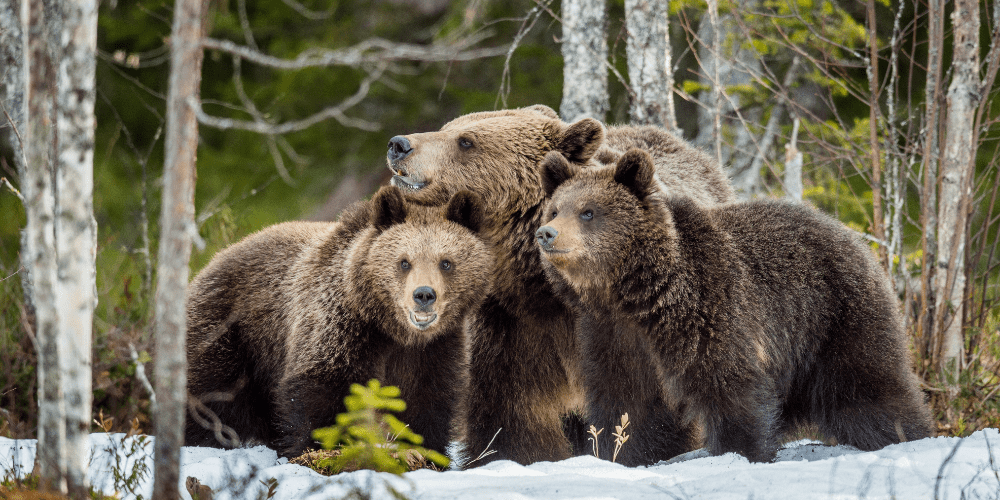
[185,186,493,457]
[386,105,733,465]
[536,149,932,463]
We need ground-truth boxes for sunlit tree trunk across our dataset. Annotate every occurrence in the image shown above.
[560,0,608,121]
[54,0,98,495]
[934,0,980,383]
[23,0,65,492]
[625,0,677,131]
[154,0,208,497]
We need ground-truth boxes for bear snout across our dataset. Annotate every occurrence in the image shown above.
[535,226,559,251]
[413,285,437,309]
[387,136,413,164]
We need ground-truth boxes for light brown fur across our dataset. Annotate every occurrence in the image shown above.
[386,105,732,465]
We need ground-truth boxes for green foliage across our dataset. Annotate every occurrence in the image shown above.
[309,380,449,475]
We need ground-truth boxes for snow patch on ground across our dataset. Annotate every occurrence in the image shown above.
[1,429,998,499]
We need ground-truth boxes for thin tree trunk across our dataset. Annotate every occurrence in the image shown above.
[695,1,764,197]
[23,0,65,492]
[0,0,32,318]
[560,0,608,122]
[625,0,676,130]
[154,0,207,497]
[918,0,945,364]
[867,0,885,267]
[934,0,980,383]
[55,0,98,495]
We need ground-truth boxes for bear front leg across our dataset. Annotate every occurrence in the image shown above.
[578,312,697,466]
[701,387,780,463]
[461,300,576,467]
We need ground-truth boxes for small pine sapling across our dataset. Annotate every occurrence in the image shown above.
[309,380,450,474]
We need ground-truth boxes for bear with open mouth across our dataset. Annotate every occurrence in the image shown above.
[185,186,493,458]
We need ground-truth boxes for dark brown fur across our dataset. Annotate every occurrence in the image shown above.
[387,105,731,465]
[185,187,492,457]
[537,150,933,463]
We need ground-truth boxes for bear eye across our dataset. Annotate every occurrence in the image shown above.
[440,260,452,271]
[580,210,594,221]
[458,137,474,149]
[551,210,558,218]
[400,259,411,271]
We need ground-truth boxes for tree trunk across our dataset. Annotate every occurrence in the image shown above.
[0,0,32,319]
[154,0,207,497]
[934,0,980,383]
[694,1,764,198]
[54,0,98,495]
[918,0,945,364]
[625,0,676,130]
[23,0,65,492]
[560,0,608,122]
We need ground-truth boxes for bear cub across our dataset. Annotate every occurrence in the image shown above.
[185,186,493,458]
[536,149,932,463]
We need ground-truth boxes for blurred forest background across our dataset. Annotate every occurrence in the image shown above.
[1,0,999,446]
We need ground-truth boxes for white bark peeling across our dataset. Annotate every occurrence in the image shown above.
[55,0,97,495]
[625,0,676,129]
[23,0,66,492]
[560,0,608,122]
[935,0,980,378]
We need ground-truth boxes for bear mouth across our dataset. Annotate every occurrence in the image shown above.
[391,175,428,191]
[409,310,438,330]
[387,164,428,191]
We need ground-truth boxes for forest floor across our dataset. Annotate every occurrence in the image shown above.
[1,429,999,499]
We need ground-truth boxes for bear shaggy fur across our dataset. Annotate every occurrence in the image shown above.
[536,149,933,463]
[184,186,493,458]
[386,104,732,465]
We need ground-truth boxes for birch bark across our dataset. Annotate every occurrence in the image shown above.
[23,0,65,492]
[54,0,98,495]
[560,0,608,122]
[935,0,980,381]
[625,0,677,130]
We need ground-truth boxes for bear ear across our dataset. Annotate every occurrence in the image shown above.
[556,118,604,164]
[371,185,408,231]
[614,149,657,200]
[524,104,560,119]
[541,151,578,197]
[445,190,485,234]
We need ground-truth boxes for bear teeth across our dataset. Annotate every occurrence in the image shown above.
[410,311,438,329]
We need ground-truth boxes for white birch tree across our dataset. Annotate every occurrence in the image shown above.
[934,0,980,383]
[54,0,98,495]
[154,0,208,497]
[560,0,608,122]
[22,0,65,492]
[625,0,677,130]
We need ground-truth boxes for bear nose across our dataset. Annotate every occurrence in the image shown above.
[413,286,436,308]
[535,226,558,250]
[387,136,413,163]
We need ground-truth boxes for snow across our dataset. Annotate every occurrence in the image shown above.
[2,429,999,499]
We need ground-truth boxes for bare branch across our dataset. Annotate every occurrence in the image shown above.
[278,0,334,20]
[195,63,386,133]
[201,35,509,70]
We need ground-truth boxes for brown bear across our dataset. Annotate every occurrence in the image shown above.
[535,149,933,464]
[184,186,493,458]
[385,104,733,466]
